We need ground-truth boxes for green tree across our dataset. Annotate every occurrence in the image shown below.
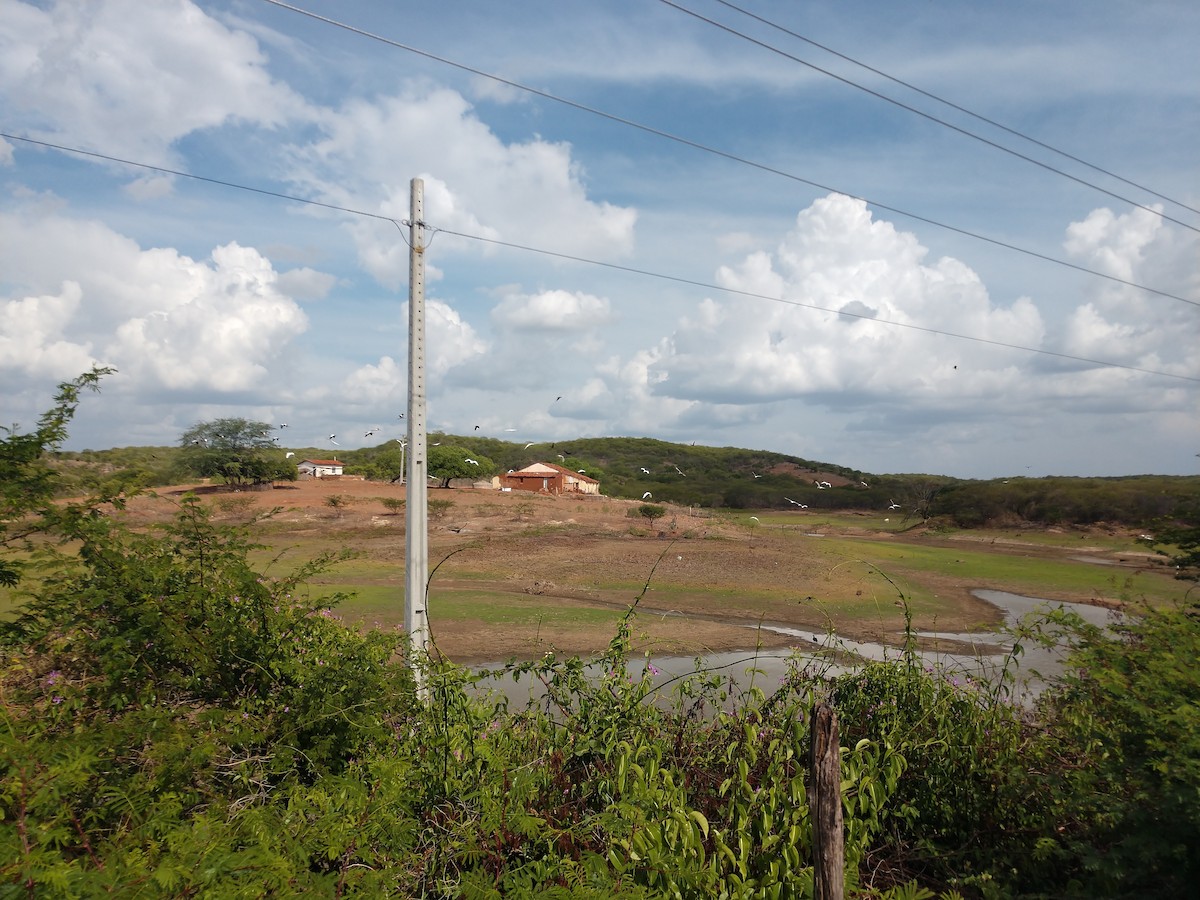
[179,417,290,487]
[638,503,667,529]
[1,367,115,587]
[353,447,403,482]
[428,445,494,488]
[1141,508,1200,585]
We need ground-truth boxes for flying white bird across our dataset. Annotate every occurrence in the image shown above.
[752,472,762,479]
[328,435,339,445]
[640,467,650,474]
[279,423,288,428]
[642,491,653,499]
[674,466,686,476]
[465,458,479,465]
[285,452,295,458]
[749,516,759,522]
[785,497,800,505]
[888,500,901,510]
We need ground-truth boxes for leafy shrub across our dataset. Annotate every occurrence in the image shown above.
[5,371,1199,897]
[1031,600,1200,897]
[379,496,406,514]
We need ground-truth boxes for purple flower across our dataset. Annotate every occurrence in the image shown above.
[44,670,61,687]
[52,696,64,704]
[647,663,661,676]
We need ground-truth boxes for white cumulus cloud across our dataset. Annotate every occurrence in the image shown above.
[1060,205,1199,379]
[107,242,308,392]
[646,193,1045,404]
[1,204,308,395]
[284,85,637,289]
[0,280,99,378]
[0,0,310,167]
[492,288,614,331]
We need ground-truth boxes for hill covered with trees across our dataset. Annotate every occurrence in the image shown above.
[52,432,1199,529]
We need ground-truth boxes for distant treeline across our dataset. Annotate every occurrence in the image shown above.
[54,436,1198,527]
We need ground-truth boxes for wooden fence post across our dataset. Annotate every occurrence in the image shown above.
[811,702,844,900]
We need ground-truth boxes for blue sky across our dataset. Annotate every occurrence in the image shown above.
[2,0,1197,478]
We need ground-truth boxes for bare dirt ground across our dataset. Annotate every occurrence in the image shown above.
[124,477,1154,663]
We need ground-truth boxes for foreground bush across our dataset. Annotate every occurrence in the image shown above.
[3,373,1198,897]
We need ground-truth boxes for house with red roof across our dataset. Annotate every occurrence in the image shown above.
[501,461,600,495]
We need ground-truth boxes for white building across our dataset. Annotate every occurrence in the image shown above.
[296,458,344,478]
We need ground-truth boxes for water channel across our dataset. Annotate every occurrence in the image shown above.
[467,590,1119,709]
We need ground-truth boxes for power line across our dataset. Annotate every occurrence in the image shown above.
[705,0,1199,218]
[252,1,1200,309]
[0,133,397,224]
[658,0,1199,231]
[432,226,1200,386]
[6,130,1196,311]
[2,132,1194,384]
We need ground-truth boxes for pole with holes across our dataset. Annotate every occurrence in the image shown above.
[404,177,430,699]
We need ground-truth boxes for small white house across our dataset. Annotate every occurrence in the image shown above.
[297,458,344,478]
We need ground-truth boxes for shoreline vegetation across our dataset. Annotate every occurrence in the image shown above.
[4,374,1197,897]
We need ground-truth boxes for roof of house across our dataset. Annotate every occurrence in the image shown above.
[299,459,343,466]
[511,461,599,483]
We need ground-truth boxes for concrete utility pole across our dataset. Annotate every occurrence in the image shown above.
[404,178,430,699]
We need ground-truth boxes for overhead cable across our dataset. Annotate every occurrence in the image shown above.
[433,226,1200,386]
[1,134,397,223]
[252,1,1200,309]
[706,0,1199,217]
[3,131,1194,384]
[658,0,1198,232]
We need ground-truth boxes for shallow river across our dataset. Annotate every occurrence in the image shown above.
[468,591,1118,709]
